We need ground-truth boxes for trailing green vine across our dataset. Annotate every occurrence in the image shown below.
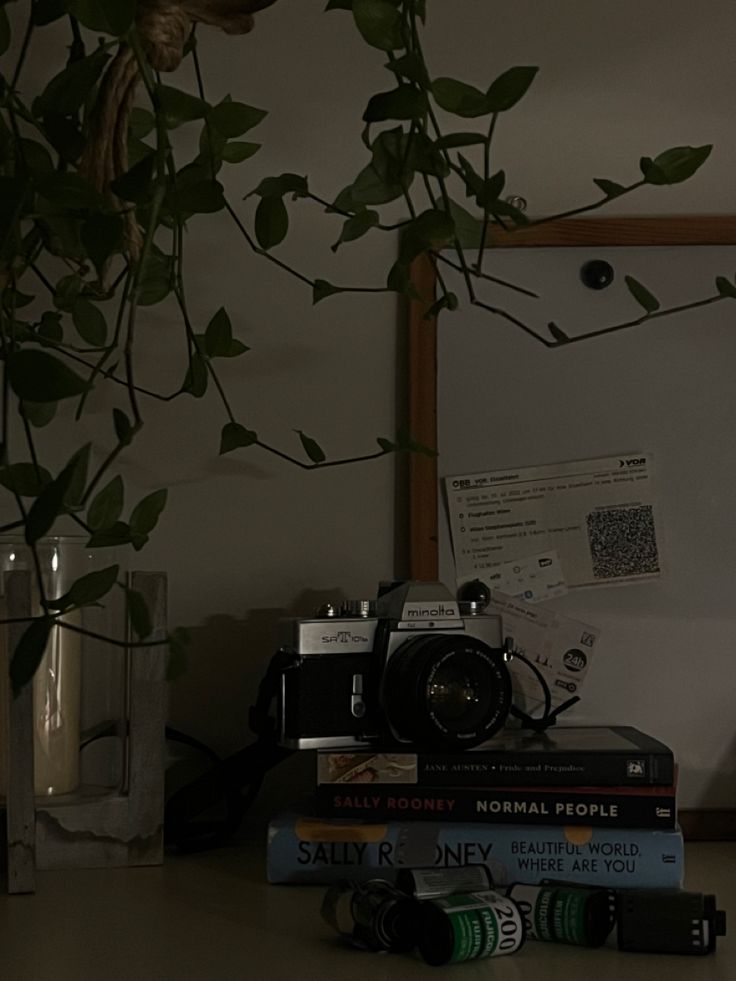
[0,0,729,689]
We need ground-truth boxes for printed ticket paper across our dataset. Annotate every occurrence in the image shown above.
[489,591,599,715]
[445,453,662,589]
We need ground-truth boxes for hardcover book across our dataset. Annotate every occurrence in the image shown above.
[267,806,684,889]
[313,780,678,830]
[316,725,675,788]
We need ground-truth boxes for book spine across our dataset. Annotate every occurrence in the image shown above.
[317,752,675,788]
[314,785,677,830]
[267,813,685,889]
[417,752,674,787]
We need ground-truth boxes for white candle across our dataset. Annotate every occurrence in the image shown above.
[0,597,8,799]
[32,612,82,796]
[0,539,84,799]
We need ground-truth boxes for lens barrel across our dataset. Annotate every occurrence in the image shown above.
[382,634,511,750]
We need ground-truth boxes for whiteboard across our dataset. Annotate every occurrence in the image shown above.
[430,239,736,810]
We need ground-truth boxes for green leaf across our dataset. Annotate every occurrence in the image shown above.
[325,0,353,9]
[136,249,173,306]
[219,422,258,455]
[48,564,119,611]
[352,0,404,50]
[22,401,57,429]
[313,279,345,304]
[376,436,396,452]
[641,145,712,185]
[386,259,415,296]
[80,212,124,275]
[394,429,437,457]
[252,173,309,199]
[35,172,104,211]
[110,153,156,204]
[0,463,52,497]
[43,114,86,164]
[208,100,267,138]
[173,180,226,216]
[331,209,379,251]
[0,7,8,57]
[36,310,64,344]
[404,131,449,178]
[221,141,260,164]
[363,85,427,123]
[10,617,54,694]
[113,408,134,446]
[593,178,626,199]
[433,132,486,150]
[87,521,132,548]
[715,276,736,298]
[432,77,490,118]
[475,169,506,209]
[33,0,67,26]
[7,349,89,403]
[347,161,404,206]
[125,587,152,639]
[399,208,456,264]
[53,274,83,312]
[130,489,167,536]
[66,0,136,34]
[424,293,459,320]
[446,198,485,248]
[625,275,660,313]
[72,299,107,347]
[129,107,155,141]
[296,430,326,464]
[20,138,54,174]
[36,48,110,116]
[24,463,77,544]
[548,322,570,344]
[183,352,208,398]
[62,444,92,509]
[485,66,539,111]
[157,85,207,129]
[385,51,427,85]
[255,196,289,249]
[205,308,233,357]
[87,476,124,531]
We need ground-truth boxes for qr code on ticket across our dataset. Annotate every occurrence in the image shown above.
[586,505,660,580]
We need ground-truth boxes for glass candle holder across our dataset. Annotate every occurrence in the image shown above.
[0,536,127,798]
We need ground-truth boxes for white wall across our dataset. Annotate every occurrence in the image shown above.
[6,1,735,819]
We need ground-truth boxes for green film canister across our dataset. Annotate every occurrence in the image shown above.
[417,889,525,965]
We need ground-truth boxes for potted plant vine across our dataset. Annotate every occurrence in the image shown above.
[0,0,725,697]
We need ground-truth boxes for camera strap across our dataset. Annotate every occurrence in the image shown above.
[164,650,296,853]
[506,646,580,733]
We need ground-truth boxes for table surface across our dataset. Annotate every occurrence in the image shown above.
[2,837,734,980]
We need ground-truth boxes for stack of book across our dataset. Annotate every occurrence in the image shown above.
[267,725,684,889]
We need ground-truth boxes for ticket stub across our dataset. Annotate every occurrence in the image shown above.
[457,550,567,604]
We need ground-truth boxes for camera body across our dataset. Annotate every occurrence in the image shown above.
[276,581,512,751]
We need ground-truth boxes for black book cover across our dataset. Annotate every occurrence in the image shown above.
[314,781,678,830]
[316,726,675,788]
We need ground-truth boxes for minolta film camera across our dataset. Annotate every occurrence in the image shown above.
[274,580,512,752]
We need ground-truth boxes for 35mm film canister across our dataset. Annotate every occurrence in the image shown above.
[416,889,526,966]
[321,878,419,953]
[505,882,615,947]
[396,864,493,900]
[617,889,727,954]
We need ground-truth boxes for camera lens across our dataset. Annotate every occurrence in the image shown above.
[382,635,511,750]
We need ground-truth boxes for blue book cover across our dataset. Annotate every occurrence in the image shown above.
[267,805,684,889]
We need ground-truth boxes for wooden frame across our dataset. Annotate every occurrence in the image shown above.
[2,571,168,893]
[406,215,736,840]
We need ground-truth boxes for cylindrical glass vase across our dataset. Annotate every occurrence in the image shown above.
[0,536,126,798]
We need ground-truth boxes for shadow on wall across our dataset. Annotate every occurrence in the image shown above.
[166,588,350,826]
